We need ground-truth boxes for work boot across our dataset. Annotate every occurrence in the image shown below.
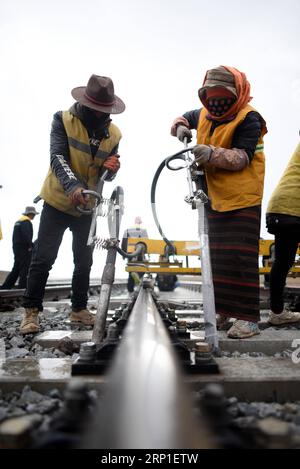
[268,309,300,326]
[20,308,40,335]
[69,309,95,325]
[227,320,260,339]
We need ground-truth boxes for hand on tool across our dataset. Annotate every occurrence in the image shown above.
[176,125,193,143]
[170,116,190,136]
[103,154,120,174]
[192,144,213,166]
[69,186,88,206]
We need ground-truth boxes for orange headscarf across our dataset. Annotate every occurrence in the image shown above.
[200,65,252,122]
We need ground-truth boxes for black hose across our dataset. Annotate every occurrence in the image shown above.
[115,243,145,259]
[150,146,195,256]
[165,154,186,171]
[166,145,195,160]
[150,159,177,255]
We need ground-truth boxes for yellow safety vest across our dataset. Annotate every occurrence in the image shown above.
[40,111,121,216]
[197,104,266,212]
[267,141,300,217]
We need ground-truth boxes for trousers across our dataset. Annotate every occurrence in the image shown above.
[270,230,300,313]
[23,203,93,311]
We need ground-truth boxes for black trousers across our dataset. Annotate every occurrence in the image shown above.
[1,246,32,289]
[23,203,93,311]
[270,230,300,313]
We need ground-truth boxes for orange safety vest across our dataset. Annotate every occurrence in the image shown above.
[197,104,266,212]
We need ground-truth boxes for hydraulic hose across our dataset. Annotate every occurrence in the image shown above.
[150,146,195,255]
[115,243,145,259]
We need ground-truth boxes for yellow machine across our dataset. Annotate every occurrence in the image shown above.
[125,238,300,276]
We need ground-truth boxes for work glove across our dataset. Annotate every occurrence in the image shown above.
[69,186,88,206]
[191,144,213,166]
[176,125,192,143]
[170,116,190,136]
[103,154,120,174]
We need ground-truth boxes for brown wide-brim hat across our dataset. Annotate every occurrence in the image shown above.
[71,74,126,114]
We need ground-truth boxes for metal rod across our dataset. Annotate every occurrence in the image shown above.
[183,137,194,199]
[92,275,115,345]
[92,186,123,344]
[82,284,217,449]
[194,178,218,351]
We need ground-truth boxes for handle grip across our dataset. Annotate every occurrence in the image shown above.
[76,190,102,215]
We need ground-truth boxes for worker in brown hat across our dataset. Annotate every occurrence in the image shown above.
[171,65,269,339]
[1,206,39,290]
[21,75,125,334]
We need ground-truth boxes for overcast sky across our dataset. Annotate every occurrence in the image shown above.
[0,0,299,279]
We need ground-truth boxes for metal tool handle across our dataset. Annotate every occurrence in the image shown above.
[183,137,195,200]
[76,169,109,215]
[76,190,102,215]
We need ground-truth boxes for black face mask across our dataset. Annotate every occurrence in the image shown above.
[76,104,110,129]
[207,97,236,117]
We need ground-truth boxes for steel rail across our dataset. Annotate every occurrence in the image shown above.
[0,280,127,308]
[82,283,217,449]
[0,285,75,304]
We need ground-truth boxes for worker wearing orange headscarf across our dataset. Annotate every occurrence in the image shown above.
[171,65,271,339]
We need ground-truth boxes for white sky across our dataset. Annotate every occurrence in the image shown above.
[0,0,299,279]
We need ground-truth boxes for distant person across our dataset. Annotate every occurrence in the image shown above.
[20,75,125,334]
[155,255,178,292]
[171,65,267,339]
[1,206,39,289]
[266,140,300,324]
[121,217,148,292]
[156,274,178,292]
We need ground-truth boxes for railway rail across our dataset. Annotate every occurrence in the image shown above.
[0,277,300,449]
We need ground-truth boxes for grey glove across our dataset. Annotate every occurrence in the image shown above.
[191,144,213,166]
[176,125,192,143]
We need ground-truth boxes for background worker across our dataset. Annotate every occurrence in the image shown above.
[121,216,148,292]
[1,206,39,289]
[21,75,125,335]
[155,255,178,292]
[266,140,300,324]
[171,65,266,339]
